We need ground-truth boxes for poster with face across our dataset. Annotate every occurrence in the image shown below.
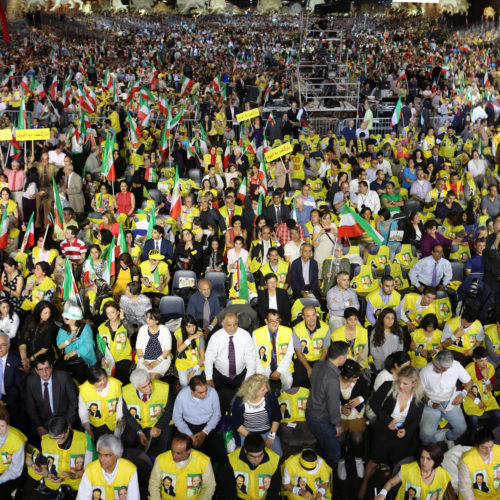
[257,345,268,362]
[493,464,500,490]
[403,482,421,500]
[279,400,291,420]
[161,473,177,497]
[128,405,141,421]
[116,332,127,350]
[278,343,288,357]
[70,454,85,471]
[473,469,489,493]
[297,397,308,418]
[108,398,119,416]
[187,473,202,497]
[313,337,324,352]
[88,401,102,419]
[0,452,12,466]
[114,486,128,500]
[293,477,313,495]
[234,471,249,494]
[424,489,442,500]
[44,453,60,476]
[258,474,272,497]
[92,487,106,500]
[149,403,164,419]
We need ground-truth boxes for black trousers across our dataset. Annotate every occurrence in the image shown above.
[213,367,246,414]
[292,358,319,389]
[91,424,112,443]
[0,474,23,498]
[121,424,172,457]
[113,359,132,385]
[186,422,228,466]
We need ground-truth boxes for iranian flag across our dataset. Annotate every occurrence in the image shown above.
[159,96,169,116]
[102,238,116,282]
[237,176,247,203]
[267,111,275,127]
[116,224,127,257]
[145,163,157,183]
[259,158,268,195]
[170,166,181,220]
[290,198,297,222]
[146,207,156,240]
[17,93,28,129]
[137,98,151,127]
[140,87,156,103]
[460,44,472,53]
[484,71,490,87]
[126,112,141,147]
[1,66,14,86]
[20,74,30,92]
[0,208,8,250]
[247,139,257,155]
[236,257,249,301]
[441,65,450,75]
[125,81,141,106]
[50,74,58,100]
[62,258,79,301]
[390,97,402,127]
[102,69,113,91]
[61,71,73,108]
[263,79,273,104]
[101,131,116,182]
[223,141,231,170]
[180,76,193,96]
[210,75,222,92]
[77,82,95,114]
[20,212,35,252]
[337,204,384,244]
[159,124,169,162]
[169,104,185,129]
[257,193,263,216]
[52,177,65,230]
[149,67,158,90]
[9,127,21,160]
[395,70,406,87]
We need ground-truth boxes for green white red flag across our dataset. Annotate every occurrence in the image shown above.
[170,166,181,220]
[337,204,384,244]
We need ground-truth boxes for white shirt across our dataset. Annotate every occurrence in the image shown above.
[353,190,380,214]
[284,240,303,264]
[204,328,256,380]
[0,314,19,339]
[391,395,413,424]
[467,158,486,178]
[78,382,124,426]
[377,159,392,177]
[420,360,471,402]
[48,150,66,167]
[0,352,7,395]
[76,459,140,500]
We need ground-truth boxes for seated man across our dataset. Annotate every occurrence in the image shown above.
[409,244,452,292]
[290,244,321,301]
[365,275,402,327]
[326,271,359,332]
[400,286,438,332]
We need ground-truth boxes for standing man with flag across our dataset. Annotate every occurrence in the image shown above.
[63,158,85,216]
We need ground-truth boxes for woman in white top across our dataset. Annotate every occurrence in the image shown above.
[0,298,19,341]
[311,211,338,276]
[22,167,39,225]
[227,236,249,274]
[135,309,172,379]
[358,366,425,499]
[369,308,405,371]
[467,149,486,187]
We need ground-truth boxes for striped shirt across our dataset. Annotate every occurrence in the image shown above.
[60,238,87,264]
[243,400,270,433]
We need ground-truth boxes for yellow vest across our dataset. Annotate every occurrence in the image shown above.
[219,205,243,230]
[98,321,132,363]
[139,260,169,294]
[85,458,136,500]
[409,328,443,369]
[228,448,280,500]
[395,461,450,500]
[331,325,368,368]
[79,377,122,430]
[463,362,500,416]
[365,289,402,327]
[122,380,170,428]
[395,244,418,270]
[259,260,289,289]
[253,325,293,371]
[14,251,29,278]
[1,199,17,217]
[350,265,379,295]
[173,328,202,372]
[459,445,500,499]
[156,449,210,500]
[284,453,332,500]
[445,317,483,354]
[31,247,59,269]
[0,426,26,474]
[293,321,329,362]
[365,245,391,271]
[402,293,437,326]
[278,388,310,422]
[21,275,56,311]
[291,154,305,180]
[28,430,87,491]
[424,188,448,213]
[484,325,500,355]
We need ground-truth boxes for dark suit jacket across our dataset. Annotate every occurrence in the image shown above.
[242,208,258,236]
[429,155,444,171]
[265,203,290,228]
[257,289,291,326]
[483,232,500,284]
[142,238,174,262]
[225,106,240,127]
[25,369,79,430]
[3,351,26,420]
[290,258,320,295]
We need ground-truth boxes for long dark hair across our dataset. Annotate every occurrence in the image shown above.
[0,298,13,320]
[372,308,403,347]
[180,314,199,342]
[27,301,53,330]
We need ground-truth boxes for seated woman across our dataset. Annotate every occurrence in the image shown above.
[338,359,370,481]
[370,308,405,371]
[0,188,19,228]
[112,253,140,300]
[375,208,401,263]
[409,314,443,369]
[227,236,249,274]
[97,301,134,384]
[256,273,291,326]
[115,180,136,218]
[139,250,170,307]
[173,229,203,275]
[224,215,247,258]
[20,262,56,313]
[0,298,19,343]
[230,374,282,457]
[374,443,452,500]
[82,245,105,290]
[331,308,368,368]
[374,351,411,391]
[124,230,141,265]
[135,308,172,379]
[358,366,425,500]
[2,257,24,313]
[98,211,120,239]
[119,281,152,331]
[402,212,424,248]
[420,219,460,258]
[91,183,116,214]
[56,306,97,384]
[173,315,205,387]
[27,231,59,275]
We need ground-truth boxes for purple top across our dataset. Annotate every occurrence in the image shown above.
[420,232,452,257]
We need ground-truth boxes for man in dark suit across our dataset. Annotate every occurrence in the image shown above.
[242,196,260,237]
[290,244,321,300]
[429,145,444,172]
[482,219,500,323]
[0,332,26,427]
[142,225,174,262]
[186,279,221,335]
[25,355,79,439]
[257,274,291,326]
[199,197,226,234]
[265,191,290,228]
[225,99,240,134]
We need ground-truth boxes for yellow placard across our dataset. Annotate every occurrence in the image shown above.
[264,142,293,162]
[16,129,51,141]
[236,108,260,123]
[0,129,13,141]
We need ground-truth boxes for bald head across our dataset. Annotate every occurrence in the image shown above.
[222,312,238,335]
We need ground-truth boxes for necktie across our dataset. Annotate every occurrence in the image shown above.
[431,261,438,287]
[270,330,278,373]
[142,393,148,402]
[0,358,3,399]
[203,298,210,328]
[155,240,159,251]
[43,382,52,419]
[228,336,236,379]
[229,209,233,226]
[276,205,281,224]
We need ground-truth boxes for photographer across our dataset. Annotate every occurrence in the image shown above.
[333,181,351,215]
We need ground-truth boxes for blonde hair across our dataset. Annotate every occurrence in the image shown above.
[236,374,269,403]
[392,365,424,402]
[102,210,116,225]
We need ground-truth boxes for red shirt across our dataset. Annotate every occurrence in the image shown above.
[275,222,305,246]
[60,238,87,264]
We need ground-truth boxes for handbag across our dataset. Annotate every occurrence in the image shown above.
[365,386,394,425]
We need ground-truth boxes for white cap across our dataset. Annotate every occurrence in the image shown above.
[62,306,83,321]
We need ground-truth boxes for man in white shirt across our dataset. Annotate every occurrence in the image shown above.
[376,152,392,178]
[76,435,139,500]
[284,226,304,264]
[409,244,453,291]
[419,350,472,447]
[48,142,66,167]
[352,181,380,214]
[205,313,256,390]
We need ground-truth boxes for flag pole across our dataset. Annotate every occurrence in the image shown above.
[41,223,50,250]
[328,238,338,276]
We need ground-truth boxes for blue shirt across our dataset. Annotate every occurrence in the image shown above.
[56,324,97,366]
[172,385,221,434]
[296,206,313,228]
[402,167,417,189]
[465,254,484,274]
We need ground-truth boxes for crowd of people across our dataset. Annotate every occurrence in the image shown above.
[0,8,498,500]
